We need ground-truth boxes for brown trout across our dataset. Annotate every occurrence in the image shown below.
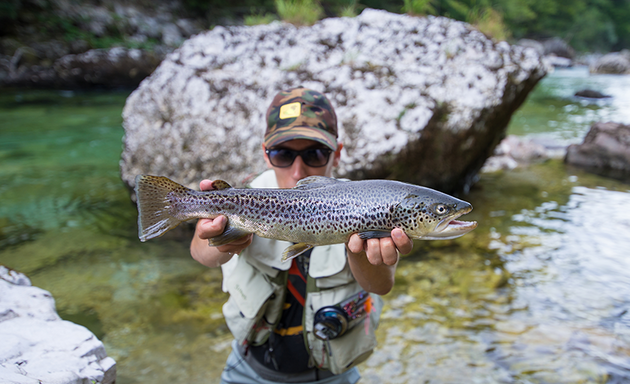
[135,175,477,261]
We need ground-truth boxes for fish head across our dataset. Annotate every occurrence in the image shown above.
[395,188,477,240]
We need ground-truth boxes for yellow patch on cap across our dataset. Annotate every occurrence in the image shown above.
[279,102,302,119]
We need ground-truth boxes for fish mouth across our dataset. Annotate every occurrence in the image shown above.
[426,206,477,240]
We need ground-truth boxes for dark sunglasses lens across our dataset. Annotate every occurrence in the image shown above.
[302,149,332,167]
[268,149,296,167]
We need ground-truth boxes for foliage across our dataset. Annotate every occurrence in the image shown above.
[337,0,361,17]
[244,10,277,25]
[468,6,511,41]
[275,0,324,26]
[181,0,275,19]
[3,0,630,53]
[403,0,435,16]
[493,0,630,51]
[0,0,20,21]
[400,0,630,51]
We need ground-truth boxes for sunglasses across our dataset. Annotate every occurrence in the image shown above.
[265,147,333,168]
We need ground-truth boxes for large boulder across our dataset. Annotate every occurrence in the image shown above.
[120,9,547,194]
[589,51,630,75]
[565,122,630,181]
[0,266,116,384]
[542,37,575,59]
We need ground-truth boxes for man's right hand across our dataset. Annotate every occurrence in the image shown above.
[189,180,253,268]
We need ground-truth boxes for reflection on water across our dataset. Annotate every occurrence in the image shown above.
[362,162,630,383]
[1,68,630,383]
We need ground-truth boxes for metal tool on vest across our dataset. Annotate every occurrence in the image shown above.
[313,290,370,341]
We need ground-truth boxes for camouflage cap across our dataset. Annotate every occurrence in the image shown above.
[264,87,338,150]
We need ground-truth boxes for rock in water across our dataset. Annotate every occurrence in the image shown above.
[120,9,547,194]
[589,52,630,75]
[0,266,116,384]
[574,89,611,99]
[565,122,630,181]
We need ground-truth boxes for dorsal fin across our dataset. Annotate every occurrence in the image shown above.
[213,180,233,190]
[294,176,340,189]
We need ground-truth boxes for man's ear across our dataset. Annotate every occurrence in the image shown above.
[262,144,273,168]
[333,143,343,167]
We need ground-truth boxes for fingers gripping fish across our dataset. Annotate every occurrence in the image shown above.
[134,175,477,262]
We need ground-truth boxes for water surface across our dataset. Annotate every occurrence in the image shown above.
[1,67,630,383]
[509,66,630,144]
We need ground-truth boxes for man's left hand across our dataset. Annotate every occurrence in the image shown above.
[347,228,413,266]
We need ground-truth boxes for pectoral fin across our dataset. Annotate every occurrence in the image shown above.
[281,243,314,262]
[207,226,252,246]
[357,230,392,240]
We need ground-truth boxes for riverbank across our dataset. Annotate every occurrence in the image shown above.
[0,0,203,89]
[3,0,629,90]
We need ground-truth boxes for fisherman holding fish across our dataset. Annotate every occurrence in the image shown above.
[191,87,413,383]
[135,87,476,383]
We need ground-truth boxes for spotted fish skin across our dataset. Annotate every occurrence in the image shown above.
[135,175,477,260]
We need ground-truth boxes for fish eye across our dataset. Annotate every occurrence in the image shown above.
[433,204,450,215]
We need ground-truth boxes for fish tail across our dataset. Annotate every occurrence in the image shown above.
[135,175,190,242]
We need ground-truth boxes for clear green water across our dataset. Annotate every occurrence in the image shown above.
[509,66,630,143]
[1,67,630,383]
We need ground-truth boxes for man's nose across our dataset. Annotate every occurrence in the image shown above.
[291,155,309,181]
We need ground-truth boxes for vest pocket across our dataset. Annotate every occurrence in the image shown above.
[304,283,384,374]
[222,255,284,345]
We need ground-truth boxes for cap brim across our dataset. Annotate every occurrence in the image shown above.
[264,126,337,150]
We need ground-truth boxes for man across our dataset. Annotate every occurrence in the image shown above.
[190,87,413,383]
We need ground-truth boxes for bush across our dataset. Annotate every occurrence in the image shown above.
[244,11,277,25]
[468,7,511,42]
[275,0,323,26]
[403,0,434,16]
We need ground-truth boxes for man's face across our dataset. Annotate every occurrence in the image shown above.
[263,139,342,189]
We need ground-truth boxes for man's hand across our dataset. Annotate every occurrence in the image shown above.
[190,180,253,267]
[346,228,413,266]
[345,228,412,295]
[196,215,253,255]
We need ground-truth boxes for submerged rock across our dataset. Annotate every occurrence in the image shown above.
[574,89,611,99]
[565,122,630,181]
[120,9,546,194]
[0,266,116,384]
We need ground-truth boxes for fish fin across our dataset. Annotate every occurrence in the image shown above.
[212,180,233,190]
[135,175,191,242]
[281,243,314,262]
[294,176,341,189]
[420,233,468,240]
[357,230,392,240]
[207,226,252,246]
[420,235,461,240]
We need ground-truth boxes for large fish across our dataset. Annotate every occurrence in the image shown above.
[135,175,477,261]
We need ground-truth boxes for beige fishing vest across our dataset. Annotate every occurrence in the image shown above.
[220,170,384,374]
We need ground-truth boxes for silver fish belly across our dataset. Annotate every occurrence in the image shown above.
[135,175,477,261]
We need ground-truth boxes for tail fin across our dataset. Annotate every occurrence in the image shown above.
[135,175,190,242]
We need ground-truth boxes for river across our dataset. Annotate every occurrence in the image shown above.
[1,66,629,383]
